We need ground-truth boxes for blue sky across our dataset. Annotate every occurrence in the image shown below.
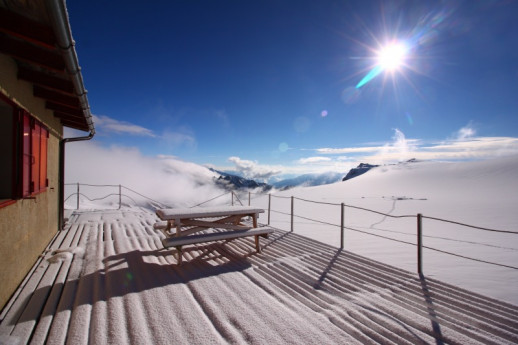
[66,0,518,181]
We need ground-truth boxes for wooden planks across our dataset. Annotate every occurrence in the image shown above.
[0,213,88,343]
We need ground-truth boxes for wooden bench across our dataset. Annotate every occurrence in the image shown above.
[156,206,265,237]
[162,227,274,265]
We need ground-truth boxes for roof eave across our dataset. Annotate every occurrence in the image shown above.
[46,0,95,136]
[0,1,94,135]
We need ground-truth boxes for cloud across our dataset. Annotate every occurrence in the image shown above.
[314,146,383,154]
[317,129,419,164]
[65,142,224,208]
[85,115,197,151]
[214,110,230,128]
[297,157,332,164]
[161,129,196,149]
[91,115,197,150]
[363,137,518,162]
[368,134,518,162]
[456,123,476,140]
[92,115,155,137]
[376,128,418,163]
[421,137,518,158]
[311,125,518,163]
[228,156,282,181]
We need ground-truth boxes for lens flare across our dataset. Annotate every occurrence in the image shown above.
[405,112,414,125]
[341,86,362,104]
[356,65,383,89]
[278,142,289,152]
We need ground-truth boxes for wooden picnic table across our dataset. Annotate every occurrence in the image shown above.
[155,206,269,264]
[156,205,265,238]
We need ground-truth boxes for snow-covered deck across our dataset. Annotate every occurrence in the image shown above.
[1,208,517,344]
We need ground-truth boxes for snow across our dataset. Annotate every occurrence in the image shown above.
[156,206,264,219]
[2,156,517,344]
[46,247,85,264]
[250,155,518,305]
[64,155,518,304]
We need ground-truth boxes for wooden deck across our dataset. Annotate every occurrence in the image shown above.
[1,209,517,344]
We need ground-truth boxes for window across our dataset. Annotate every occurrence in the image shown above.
[0,97,14,201]
[23,112,48,196]
[0,94,48,203]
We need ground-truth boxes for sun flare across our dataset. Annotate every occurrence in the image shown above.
[355,40,410,89]
[377,42,407,71]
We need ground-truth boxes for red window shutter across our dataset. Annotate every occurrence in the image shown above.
[39,127,48,190]
[19,111,49,196]
[22,112,31,197]
[32,122,41,192]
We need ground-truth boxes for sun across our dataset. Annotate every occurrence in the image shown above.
[377,42,408,72]
[355,40,410,89]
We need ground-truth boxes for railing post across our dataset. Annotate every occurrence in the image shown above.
[268,194,271,225]
[76,183,79,210]
[417,213,423,275]
[291,196,294,232]
[340,203,344,249]
[248,192,251,206]
[119,184,122,209]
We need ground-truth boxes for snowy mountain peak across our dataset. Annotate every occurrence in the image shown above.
[272,172,344,190]
[342,163,379,181]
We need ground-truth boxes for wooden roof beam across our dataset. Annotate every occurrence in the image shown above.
[0,7,56,48]
[60,118,88,131]
[0,33,65,71]
[18,65,75,94]
[46,101,83,117]
[34,85,80,108]
[53,111,87,121]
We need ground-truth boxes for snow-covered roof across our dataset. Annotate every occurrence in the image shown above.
[1,208,517,344]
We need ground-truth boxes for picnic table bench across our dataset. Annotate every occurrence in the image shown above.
[155,206,272,264]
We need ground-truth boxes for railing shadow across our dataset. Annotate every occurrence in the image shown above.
[419,273,445,345]
[310,247,446,344]
[313,248,342,290]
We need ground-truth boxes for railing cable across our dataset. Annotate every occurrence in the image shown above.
[190,192,229,208]
[422,246,518,270]
[423,216,518,234]
[66,184,518,270]
[269,209,518,270]
[122,186,171,208]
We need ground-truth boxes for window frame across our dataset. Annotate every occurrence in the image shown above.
[0,95,16,206]
[0,93,49,204]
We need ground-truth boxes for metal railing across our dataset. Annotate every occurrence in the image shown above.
[65,183,238,210]
[64,183,172,210]
[64,183,518,274]
[247,191,518,274]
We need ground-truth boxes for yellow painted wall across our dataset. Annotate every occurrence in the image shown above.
[0,53,63,310]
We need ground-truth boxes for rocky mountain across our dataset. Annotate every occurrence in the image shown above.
[342,159,421,182]
[342,163,379,181]
[273,172,344,190]
[210,169,272,192]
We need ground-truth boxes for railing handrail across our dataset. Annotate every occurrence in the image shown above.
[65,182,172,210]
[248,191,518,272]
[422,215,518,234]
[249,191,517,234]
[65,183,518,272]
[65,183,120,188]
